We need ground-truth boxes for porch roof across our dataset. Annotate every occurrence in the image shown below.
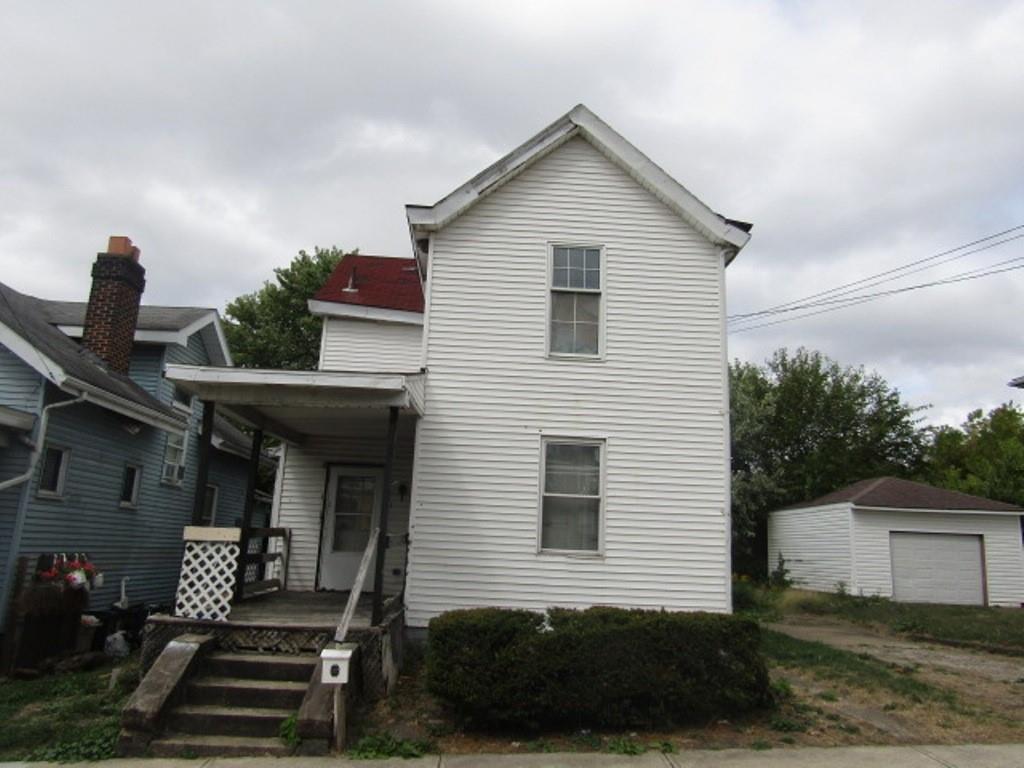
[165,364,424,443]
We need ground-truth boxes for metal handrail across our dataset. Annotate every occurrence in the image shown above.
[333,527,380,643]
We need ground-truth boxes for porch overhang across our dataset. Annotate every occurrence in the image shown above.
[164,365,425,444]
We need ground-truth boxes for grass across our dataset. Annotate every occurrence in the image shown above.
[348,733,436,759]
[761,629,956,705]
[789,591,1024,652]
[0,656,139,761]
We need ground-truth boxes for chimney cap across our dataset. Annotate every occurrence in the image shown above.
[106,235,140,262]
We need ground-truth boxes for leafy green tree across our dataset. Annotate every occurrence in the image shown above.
[224,247,350,369]
[731,348,928,575]
[922,403,1024,506]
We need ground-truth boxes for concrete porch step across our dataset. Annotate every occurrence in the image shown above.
[203,651,317,682]
[149,733,293,758]
[166,703,294,738]
[186,676,307,709]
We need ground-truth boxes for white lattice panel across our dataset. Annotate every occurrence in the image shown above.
[174,540,240,621]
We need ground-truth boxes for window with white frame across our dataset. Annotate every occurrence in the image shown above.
[119,464,141,507]
[162,431,188,485]
[550,245,601,356]
[540,439,603,552]
[38,446,69,497]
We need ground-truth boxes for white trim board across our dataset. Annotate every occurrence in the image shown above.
[307,299,424,326]
[406,104,751,268]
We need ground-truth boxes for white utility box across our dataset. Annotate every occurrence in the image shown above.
[320,646,355,685]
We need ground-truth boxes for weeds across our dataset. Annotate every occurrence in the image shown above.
[348,733,435,759]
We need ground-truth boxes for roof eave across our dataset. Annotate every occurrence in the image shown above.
[405,104,752,259]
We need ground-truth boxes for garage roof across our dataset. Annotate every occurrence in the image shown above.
[783,476,1022,513]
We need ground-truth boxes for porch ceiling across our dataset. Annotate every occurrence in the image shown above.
[165,365,424,443]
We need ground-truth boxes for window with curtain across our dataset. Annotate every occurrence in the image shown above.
[550,246,601,356]
[541,439,603,552]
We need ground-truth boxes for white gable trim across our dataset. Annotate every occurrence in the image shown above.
[57,310,233,366]
[406,104,751,262]
[0,319,185,436]
[307,299,424,326]
[0,319,67,386]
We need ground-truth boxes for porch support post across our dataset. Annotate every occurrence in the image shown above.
[191,400,216,525]
[234,428,263,602]
[371,406,400,626]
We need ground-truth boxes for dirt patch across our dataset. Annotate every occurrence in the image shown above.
[768,617,1024,683]
[770,614,1024,741]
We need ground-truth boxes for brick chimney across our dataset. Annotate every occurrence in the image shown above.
[82,236,146,375]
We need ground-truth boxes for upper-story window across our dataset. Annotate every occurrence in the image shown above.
[549,246,601,357]
[162,431,188,485]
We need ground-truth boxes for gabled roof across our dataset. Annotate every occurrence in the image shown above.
[43,302,212,331]
[42,300,232,366]
[309,254,424,323]
[406,103,752,267]
[782,476,1022,514]
[0,282,185,434]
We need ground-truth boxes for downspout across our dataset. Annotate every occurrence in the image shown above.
[0,392,87,631]
[0,393,87,492]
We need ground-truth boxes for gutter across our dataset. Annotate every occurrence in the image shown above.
[0,394,87,492]
[62,377,186,436]
[0,393,87,631]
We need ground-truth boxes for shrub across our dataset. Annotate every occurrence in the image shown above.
[426,606,772,730]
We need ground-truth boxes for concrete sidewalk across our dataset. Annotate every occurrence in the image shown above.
[4,744,1024,768]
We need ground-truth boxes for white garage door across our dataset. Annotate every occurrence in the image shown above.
[890,532,985,605]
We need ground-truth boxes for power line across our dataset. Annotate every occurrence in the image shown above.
[729,259,1024,334]
[730,250,1024,325]
[728,224,1024,322]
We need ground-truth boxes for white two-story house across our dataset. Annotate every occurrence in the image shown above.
[166,104,752,631]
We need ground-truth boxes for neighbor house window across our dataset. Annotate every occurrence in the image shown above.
[120,464,141,508]
[540,439,603,552]
[38,446,69,497]
[201,484,218,525]
[550,246,601,356]
[172,386,193,412]
[162,431,188,485]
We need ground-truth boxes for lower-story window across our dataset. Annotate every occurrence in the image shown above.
[540,438,604,552]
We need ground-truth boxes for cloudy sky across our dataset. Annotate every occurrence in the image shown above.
[2,1,1022,426]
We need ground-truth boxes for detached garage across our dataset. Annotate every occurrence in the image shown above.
[768,477,1024,607]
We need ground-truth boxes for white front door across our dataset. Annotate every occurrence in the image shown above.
[318,466,383,591]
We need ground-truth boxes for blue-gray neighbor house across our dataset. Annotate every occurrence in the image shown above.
[0,236,267,634]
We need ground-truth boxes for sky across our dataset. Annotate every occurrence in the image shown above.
[1,1,1022,427]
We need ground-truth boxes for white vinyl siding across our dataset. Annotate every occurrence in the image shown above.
[852,508,1024,607]
[406,135,731,627]
[271,411,416,596]
[767,504,853,592]
[319,317,422,372]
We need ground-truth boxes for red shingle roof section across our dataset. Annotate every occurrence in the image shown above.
[314,254,423,314]
[782,477,1023,513]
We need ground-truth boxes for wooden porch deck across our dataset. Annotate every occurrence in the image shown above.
[229,590,374,630]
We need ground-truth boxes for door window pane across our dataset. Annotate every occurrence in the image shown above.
[332,476,376,552]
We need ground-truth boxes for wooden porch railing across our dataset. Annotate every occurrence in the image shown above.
[333,527,379,643]
[238,527,290,600]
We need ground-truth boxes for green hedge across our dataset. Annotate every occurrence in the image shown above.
[426,606,772,729]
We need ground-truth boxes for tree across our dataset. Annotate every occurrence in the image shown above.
[224,247,350,370]
[922,403,1024,507]
[731,348,928,576]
